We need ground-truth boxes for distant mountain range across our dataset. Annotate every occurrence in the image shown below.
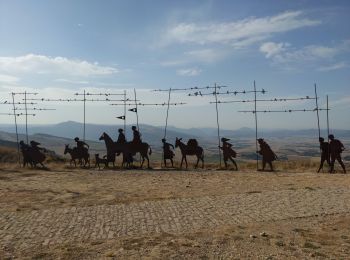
[0,121,349,142]
[0,121,349,160]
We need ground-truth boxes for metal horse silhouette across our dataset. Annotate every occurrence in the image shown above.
[99,132,152,168]
[175,137,204,169]
[64,144,90,167]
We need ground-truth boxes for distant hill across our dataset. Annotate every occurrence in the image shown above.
[0,139,18,149]
[0,121,349,160]
[1,121,349,141]
[0,121,194,145]
[0,131,106,156]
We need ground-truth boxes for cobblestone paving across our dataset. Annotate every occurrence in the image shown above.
[1,188,350,250]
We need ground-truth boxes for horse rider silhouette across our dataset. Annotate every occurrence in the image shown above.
[131,126,142,156]
[116,128,126,156]
[74,137,89,154]
[132,126,141,144]
[117,128,126,144]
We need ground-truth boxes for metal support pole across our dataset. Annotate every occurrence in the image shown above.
[162,88,172,168]
[314,84,321,139]
[123,90,126,133]
[254,81,259,171]
[164,88,172,139]
[24,91,29,144]
[326,95,330,162]
[214,83,222,168]
[134,88,139,130]
[133,88,141,165]
[11,93,21,166]
[83,89,86,141]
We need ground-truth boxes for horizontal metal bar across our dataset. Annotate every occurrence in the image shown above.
[74,93,125,96]
[23,98,127,102]
[11,92,38,95]
[111,102,186,106]
[1,102,37,105]
[0,113,36,116]
[188,89,267,96]
[12,108,56,111]
[238,108,330,113]
[152,86,228,92]
[209,96,317,104]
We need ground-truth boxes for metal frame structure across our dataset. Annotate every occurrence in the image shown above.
[27,90,125,141]
[189,81,267,169]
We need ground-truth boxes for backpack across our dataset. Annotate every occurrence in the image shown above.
[333,139,344,153]
[187,139,198,148]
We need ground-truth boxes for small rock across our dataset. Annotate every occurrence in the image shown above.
[249,234,257,239]
[260,232,268,237]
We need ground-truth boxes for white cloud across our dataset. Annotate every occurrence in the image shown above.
[260,40,350,70]
[318,62,348,71]
[0,74,20,84]
[55,78,90,84]
[163,11,320,48]
[0,54,119,77]
[176,68,202,76]
[185,49,226,63]
[161,48,227,67]
[259,42,289,58]
[328,96,350,108]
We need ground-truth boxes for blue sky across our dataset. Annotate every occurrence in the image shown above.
[0,0,349,130]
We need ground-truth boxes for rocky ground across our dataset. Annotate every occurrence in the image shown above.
[0,165,349,259]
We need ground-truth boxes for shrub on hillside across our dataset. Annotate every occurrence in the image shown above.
[0,147,18,163]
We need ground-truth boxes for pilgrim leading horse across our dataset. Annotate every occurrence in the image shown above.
[175,137,204,169]
[99,132,152,168]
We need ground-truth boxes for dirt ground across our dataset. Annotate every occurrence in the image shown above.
[0,163,350,259]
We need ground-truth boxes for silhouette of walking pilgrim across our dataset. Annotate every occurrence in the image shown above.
[162,138,175,167]
[19,140,46,168]
[257,138,277,171]
[219,137,238,170]
[328,134,346,173]
[317,137,330,173]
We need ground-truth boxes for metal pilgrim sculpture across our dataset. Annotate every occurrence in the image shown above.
[162,138,175,167]
[99,131,152,168]
[219,138,238,170]
[328,134,346,173]
[175,137,204,169]
[257,138,277,171]
[19,140,47,168]
[1,85,346,173]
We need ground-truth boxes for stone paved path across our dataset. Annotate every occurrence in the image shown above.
[1,188,350,251]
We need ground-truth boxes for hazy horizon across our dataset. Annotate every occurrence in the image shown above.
[0,120,349,132]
